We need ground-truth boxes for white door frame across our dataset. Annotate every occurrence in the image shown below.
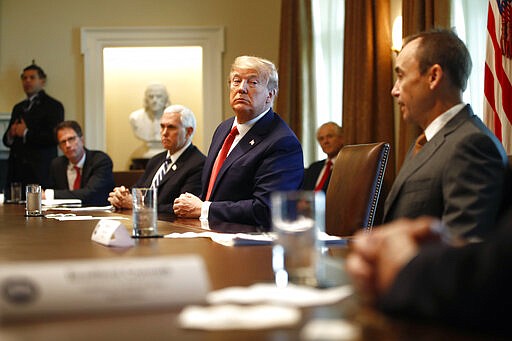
[80,26,224,152]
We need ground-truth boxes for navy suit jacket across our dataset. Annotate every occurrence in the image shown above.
[3,90,64,191]
[48,149,114,206]
[202,109,304,229]
[136,144,205,213]
[302,159,330,192]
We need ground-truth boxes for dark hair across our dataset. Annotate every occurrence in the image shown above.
[55,120,83,140]
[403,29,472,91]
[21,62,47,80]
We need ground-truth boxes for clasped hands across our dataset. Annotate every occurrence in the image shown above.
[9,119,27,138]
[107,186,133,209]
[173,192,202,218]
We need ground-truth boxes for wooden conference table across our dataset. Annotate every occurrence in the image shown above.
[0,204,499,340]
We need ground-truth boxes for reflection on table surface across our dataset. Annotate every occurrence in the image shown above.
[0,204,498,340]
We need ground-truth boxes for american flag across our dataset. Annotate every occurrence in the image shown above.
[484,0,512,154]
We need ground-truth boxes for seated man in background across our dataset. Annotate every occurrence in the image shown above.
[302,122,344,192]
[108,104,205,213]
[47,120,114,206]
[346,203,512,336]
[173,55,303,228]
[383,29,508,240]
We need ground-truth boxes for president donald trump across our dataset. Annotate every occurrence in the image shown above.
[173,55,303,229]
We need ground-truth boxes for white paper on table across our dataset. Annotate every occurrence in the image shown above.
[207,283,353,307]
[165,231,347,247]
[42,199,82,207]
[51,216,128,221]
[300,319,361,340]
[178,304,301,330]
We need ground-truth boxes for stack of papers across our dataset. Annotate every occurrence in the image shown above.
[42,199,82,208]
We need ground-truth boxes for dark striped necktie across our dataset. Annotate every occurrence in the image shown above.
[151,158,173,189]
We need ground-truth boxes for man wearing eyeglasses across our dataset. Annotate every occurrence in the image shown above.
[46,120,114,206]
[2,62,64,197]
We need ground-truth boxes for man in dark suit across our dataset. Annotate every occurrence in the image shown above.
[302,122,343,192]
[108,104,205,213]
[383,29,508,239]
[346,205,512,336]
[2,63,64,196]
[47,120,114,206]
[173,56,303,228]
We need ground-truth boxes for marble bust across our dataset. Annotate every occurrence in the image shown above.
[129,83,170,158]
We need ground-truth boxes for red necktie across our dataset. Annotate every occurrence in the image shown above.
[413,132,427,156]
[314,160,332,192]
[73,166,81,190]
[206,126,239,200]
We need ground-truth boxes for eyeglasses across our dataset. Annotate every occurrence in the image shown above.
[58,136,78,146]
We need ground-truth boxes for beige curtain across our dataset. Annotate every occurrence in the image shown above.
[343,0,395,179]
[397,0,451,169]
[276,0,316,159]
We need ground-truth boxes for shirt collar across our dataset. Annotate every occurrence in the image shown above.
[424,103,466,141]
[167,140,191,163]
[68,152,86,169]
[234,107,270,136]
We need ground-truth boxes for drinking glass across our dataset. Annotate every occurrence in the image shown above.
[132,188,158,237]
[25,184,42,216]
[271,190,325,287]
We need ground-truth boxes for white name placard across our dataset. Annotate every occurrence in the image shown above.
[0,255,210,320]
[91,219,134,247]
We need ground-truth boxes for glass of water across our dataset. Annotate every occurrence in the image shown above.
[132,187,158,237]
[271,190,325,287]
[25,184,42,216]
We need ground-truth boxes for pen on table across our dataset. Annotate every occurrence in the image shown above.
[131,235,165,239]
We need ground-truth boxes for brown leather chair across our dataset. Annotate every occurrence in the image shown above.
[113,170,144,188]
[325,142,390,236]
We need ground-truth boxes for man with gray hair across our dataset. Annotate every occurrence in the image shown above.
[109,104,205,213]
[173,55,303,228]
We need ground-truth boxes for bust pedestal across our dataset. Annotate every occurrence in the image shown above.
[130,141,165,170]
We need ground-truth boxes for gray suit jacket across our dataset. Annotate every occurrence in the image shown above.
[383,105,509,238]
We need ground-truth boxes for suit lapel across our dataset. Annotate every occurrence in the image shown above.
[384,107,470,216]
[158,146,193,187]
[204,119,234,180]
[209,110,275,197]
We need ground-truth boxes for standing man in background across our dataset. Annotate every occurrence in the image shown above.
[302,122,344,192]
[2,62,64,197]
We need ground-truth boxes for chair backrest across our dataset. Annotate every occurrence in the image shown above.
[113,170,144,188]
[325,142,390,236]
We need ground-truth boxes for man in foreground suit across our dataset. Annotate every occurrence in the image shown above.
[108,104,205,213]
[47,120,114,206]
[173,55,303,228]
[346,204,512,336]
[302,122,343,192]
[383,29,508,239]
[3,62,64,194]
